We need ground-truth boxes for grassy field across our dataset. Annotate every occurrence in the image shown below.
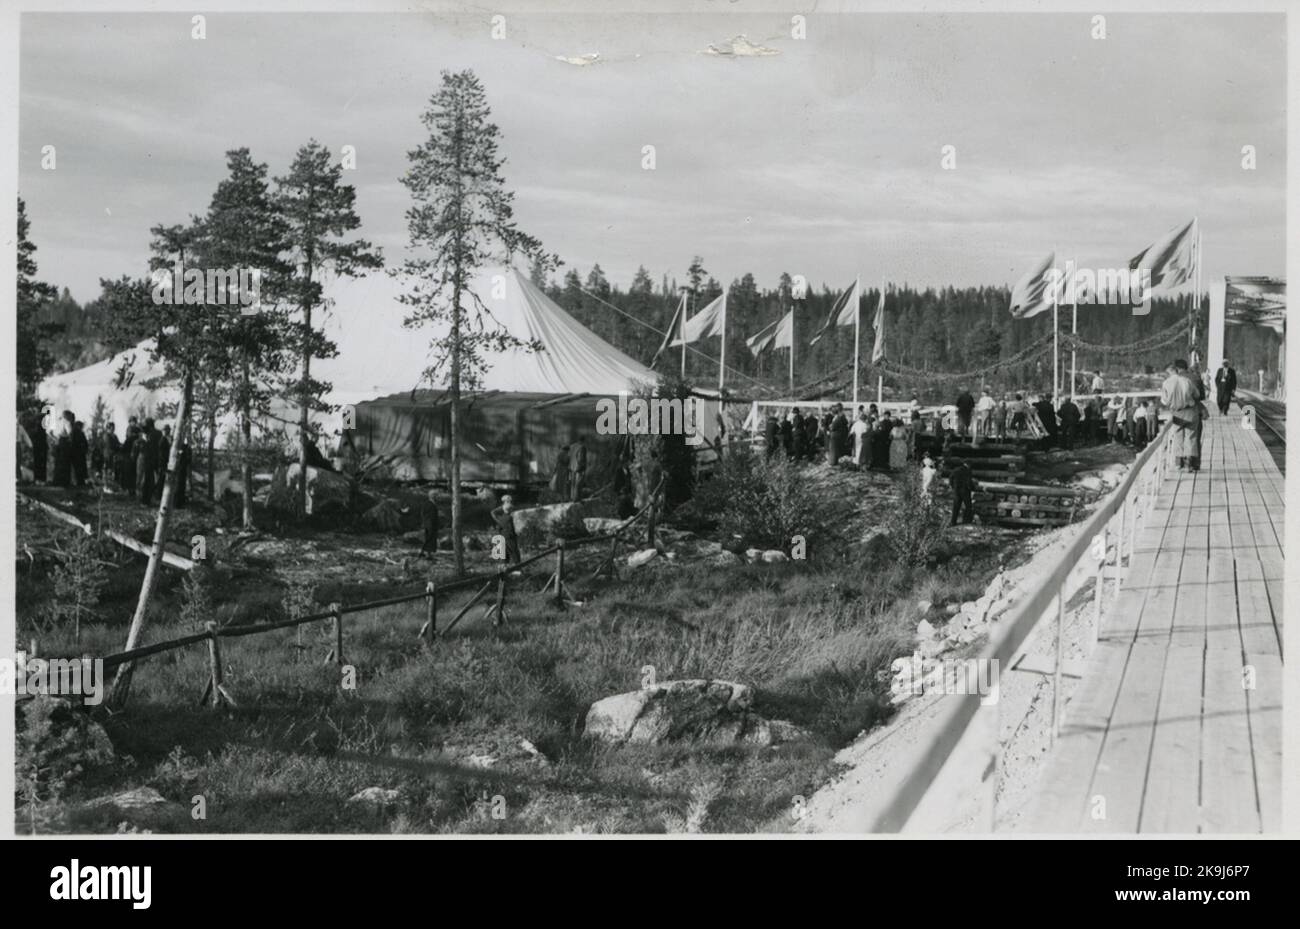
[16,516,1004,834]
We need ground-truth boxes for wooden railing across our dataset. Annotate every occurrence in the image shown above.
[35,486,665,710]
[858,419,1178,832]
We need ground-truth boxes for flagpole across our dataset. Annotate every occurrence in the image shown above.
[789,305,795,394]
[1052,248,1060,405]
[852,276,861,407]
[1070,256,1077,404]
[877,279,885,406]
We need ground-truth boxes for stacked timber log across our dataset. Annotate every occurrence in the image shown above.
[971,481,1097,528]
[939,444,1026,482]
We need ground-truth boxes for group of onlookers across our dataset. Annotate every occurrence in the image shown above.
[763,401,921,472]
[20,410,191,507]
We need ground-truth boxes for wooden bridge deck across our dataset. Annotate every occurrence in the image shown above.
[1021,404,1284,833]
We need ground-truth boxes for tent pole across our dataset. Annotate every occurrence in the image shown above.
[718,292,727,392]
[680,293,687,380]
[1052,249,1060,405]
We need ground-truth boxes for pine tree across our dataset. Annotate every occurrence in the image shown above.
[394,69,556,575]
[201,148,295,529]
[16,197,60,409]
[276,139,383,517]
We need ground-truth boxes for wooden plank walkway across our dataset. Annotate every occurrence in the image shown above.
[1020,404,1283,833]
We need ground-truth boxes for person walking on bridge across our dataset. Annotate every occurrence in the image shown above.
[1214,359,1238,416]
[1161,359,1207,471]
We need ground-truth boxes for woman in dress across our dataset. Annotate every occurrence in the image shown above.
[852,412,870,468]
[889,419,908,471]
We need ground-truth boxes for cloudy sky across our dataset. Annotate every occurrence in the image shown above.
[19,11,1286,304]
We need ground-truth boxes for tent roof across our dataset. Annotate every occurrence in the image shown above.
[316,266,656,398]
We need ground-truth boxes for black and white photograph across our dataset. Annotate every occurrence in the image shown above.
[3,0,1291,858]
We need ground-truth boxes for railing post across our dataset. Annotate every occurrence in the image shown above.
[1093,524,1108,646]
[1051,592,1064,744]
[1117,501,1127,589]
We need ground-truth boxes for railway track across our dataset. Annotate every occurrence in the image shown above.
[1237,389,1285,475]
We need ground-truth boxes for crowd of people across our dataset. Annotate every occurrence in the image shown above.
[757,357,1238,522]
[762,399,924,472]
[19,410,192,507]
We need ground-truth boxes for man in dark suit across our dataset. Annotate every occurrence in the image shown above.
[136,418,161,505]
[1214,359,1238,416]
[949,458,974,526]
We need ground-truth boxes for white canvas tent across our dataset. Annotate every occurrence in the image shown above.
[37,266,658,445]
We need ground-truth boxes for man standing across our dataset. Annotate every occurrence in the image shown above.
[27,413,48,484]
[1057,395,1081,450]
[829,404,850,465]
[157,424,173,487]
[136,418,160,505]
[71,421,89,487]
[1033,394,1059,447]
[568,434,587,502]
[949,458,974,526]
[490,494,521,564]
[790,408,807,461]
[1161,359,1206,471]
[764,411,781,459]
[974,388,995,446]
[955,387,975,440]
[52,410,75,486]
[1091,371,1105,393]
[1214,359,1238,416]
[419,488,440,558]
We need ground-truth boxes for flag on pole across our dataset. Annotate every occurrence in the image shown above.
[870,286,886,362]
[1129,218,1197,293]
[1009,252,1058,319]
[670,293,726,346]
[746,310,794,357]
[808,280,860,345]
[651,294,686,367]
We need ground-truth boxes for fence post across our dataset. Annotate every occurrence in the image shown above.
[331,601,343,665]
[205,621,223,709]
[491,575,508,627]
[424,581,437,641]
[554,540,566,608]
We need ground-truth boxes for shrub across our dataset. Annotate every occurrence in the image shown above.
[693,447,840,554]
[879,468,947,568]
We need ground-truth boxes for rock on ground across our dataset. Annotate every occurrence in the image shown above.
[584,679,807,747]
[348,787,403,806]
[627,548,659,568]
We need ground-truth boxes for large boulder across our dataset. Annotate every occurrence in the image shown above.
[584,680,803,747]
[285,463,351,515]
[512,502,585,542]
[360,498,402,533]
[79,787,189,832]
